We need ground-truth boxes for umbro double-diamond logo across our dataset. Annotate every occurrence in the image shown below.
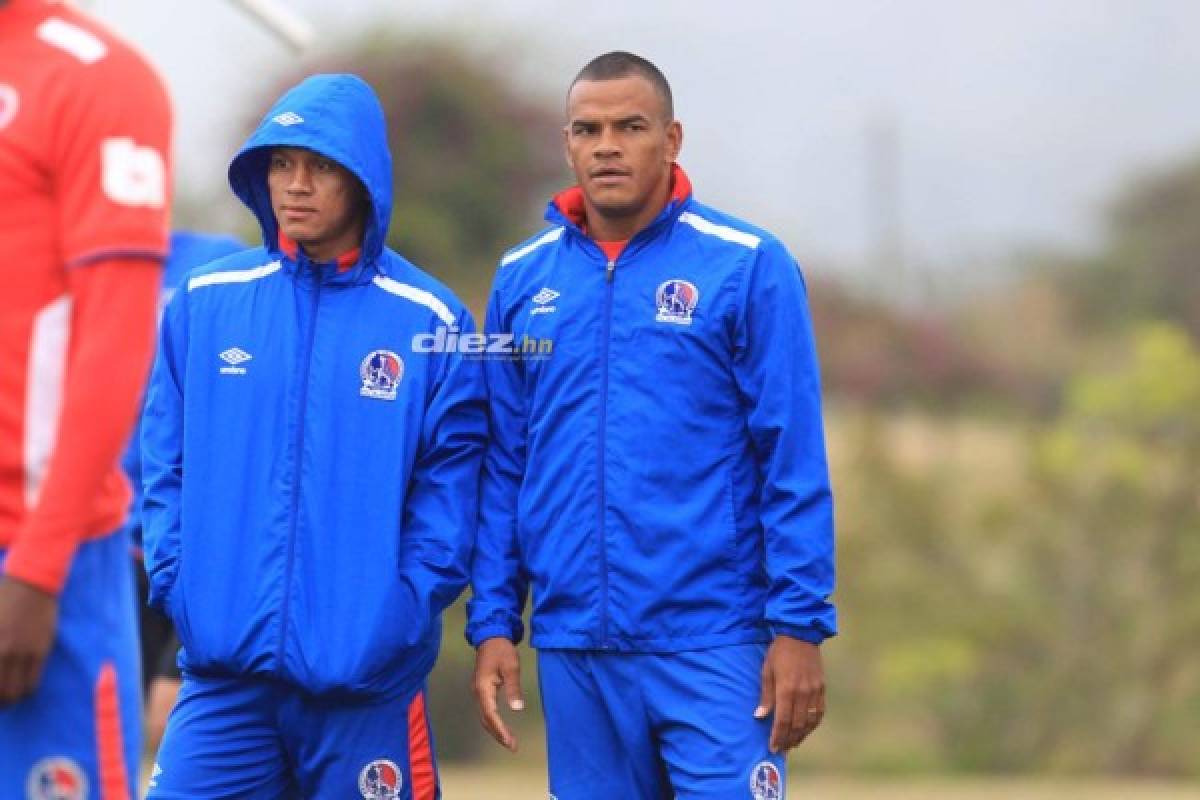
[219,347,252,375]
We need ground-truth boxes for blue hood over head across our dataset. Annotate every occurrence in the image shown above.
[228,73,392,269]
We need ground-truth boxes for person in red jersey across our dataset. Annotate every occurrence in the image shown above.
[0,0,172,796]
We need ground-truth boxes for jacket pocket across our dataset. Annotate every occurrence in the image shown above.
[164,569,195,659]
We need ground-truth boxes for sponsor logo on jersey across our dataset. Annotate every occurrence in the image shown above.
[27,757,87,800]
[273,111,305,126]
[655,279,699,325]
[749,760,782,800]
[101,137,166,209]
[219,346,252,375]
[531,287,560,315]
[358,759,402,800]
[360,350,403,400]
[0,84,18,131]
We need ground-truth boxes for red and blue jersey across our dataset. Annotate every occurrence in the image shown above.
[0,0,171,592]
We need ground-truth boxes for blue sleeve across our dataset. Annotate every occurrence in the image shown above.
[400,307,488,640]
[733,240,837,644]
[140,284,189,612]
[465,278,530,646]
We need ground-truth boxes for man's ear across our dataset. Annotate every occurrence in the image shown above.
[665,120,683,163]
[562,125,575,171]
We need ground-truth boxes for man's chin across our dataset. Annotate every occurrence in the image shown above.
[583,193,640,220]
[279,223,319,244]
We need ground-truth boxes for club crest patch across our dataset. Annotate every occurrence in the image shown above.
[360,350,403,400]
[749,760,783,800]
[655,279,699,325]
[27,757,87,800]
[358,759,402,799]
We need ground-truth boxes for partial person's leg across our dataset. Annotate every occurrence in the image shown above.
[147,672,298,799]
[538,649,669,800]
[286,683,439,800]
[647,643,787,800]
[0,531,141,799]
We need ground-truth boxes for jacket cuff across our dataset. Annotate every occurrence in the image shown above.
[769,622,831,645]
[3,527,79,596]
[466,621,523,648]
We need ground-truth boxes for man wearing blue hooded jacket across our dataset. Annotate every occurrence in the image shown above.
[468,52,836,799]
[141,74,485,799]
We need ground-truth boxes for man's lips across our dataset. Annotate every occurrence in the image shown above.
[281,206,317,218]
[590,169,631,185]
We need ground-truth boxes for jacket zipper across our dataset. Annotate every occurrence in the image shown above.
[276,264,321,670]
[597,258,616,648]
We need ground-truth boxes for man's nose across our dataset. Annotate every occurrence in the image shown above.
[287,163,313,192]
[594,126,621,158]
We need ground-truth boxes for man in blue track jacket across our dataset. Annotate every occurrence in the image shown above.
[141,74,485,799]
[468,52,837,799]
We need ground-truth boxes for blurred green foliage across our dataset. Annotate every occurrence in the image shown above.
[809,324,1200,777]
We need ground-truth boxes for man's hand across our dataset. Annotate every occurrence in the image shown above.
[753,635,825,753]
[0,576,59,705]
[473,637,525,752]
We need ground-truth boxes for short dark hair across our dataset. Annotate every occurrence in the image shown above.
[570,51,674,119]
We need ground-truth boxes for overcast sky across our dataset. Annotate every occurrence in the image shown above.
[90,0,1200,271]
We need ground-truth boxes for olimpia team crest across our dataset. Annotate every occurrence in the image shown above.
[360,350,403,401]
[655,279,699,325]
[750,760,783,800]
[358,759,402,799]
[26,757,87,800]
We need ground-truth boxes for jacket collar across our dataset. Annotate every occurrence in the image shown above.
[546,163,693,243]
[275,231,370,286]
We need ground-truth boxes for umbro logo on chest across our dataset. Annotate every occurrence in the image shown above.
[218,347,252,375]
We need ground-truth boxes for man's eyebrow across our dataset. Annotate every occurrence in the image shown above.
[568,114,651,127]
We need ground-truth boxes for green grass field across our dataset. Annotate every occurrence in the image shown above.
[439,765,1198,799]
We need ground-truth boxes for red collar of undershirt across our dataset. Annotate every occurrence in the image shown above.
[278,232,360,272]
[552,163,693,234]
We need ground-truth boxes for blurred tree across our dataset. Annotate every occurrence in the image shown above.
[1014,323,1200,774]
[810,326,1200,777]
[1066,156,1200,340]
[809,277,1015,412]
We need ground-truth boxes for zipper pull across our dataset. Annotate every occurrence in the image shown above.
[606,260,615,282]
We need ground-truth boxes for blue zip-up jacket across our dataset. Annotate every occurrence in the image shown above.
[466,166,836,651]
[123,231,244,553]
[141,74,486,698]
